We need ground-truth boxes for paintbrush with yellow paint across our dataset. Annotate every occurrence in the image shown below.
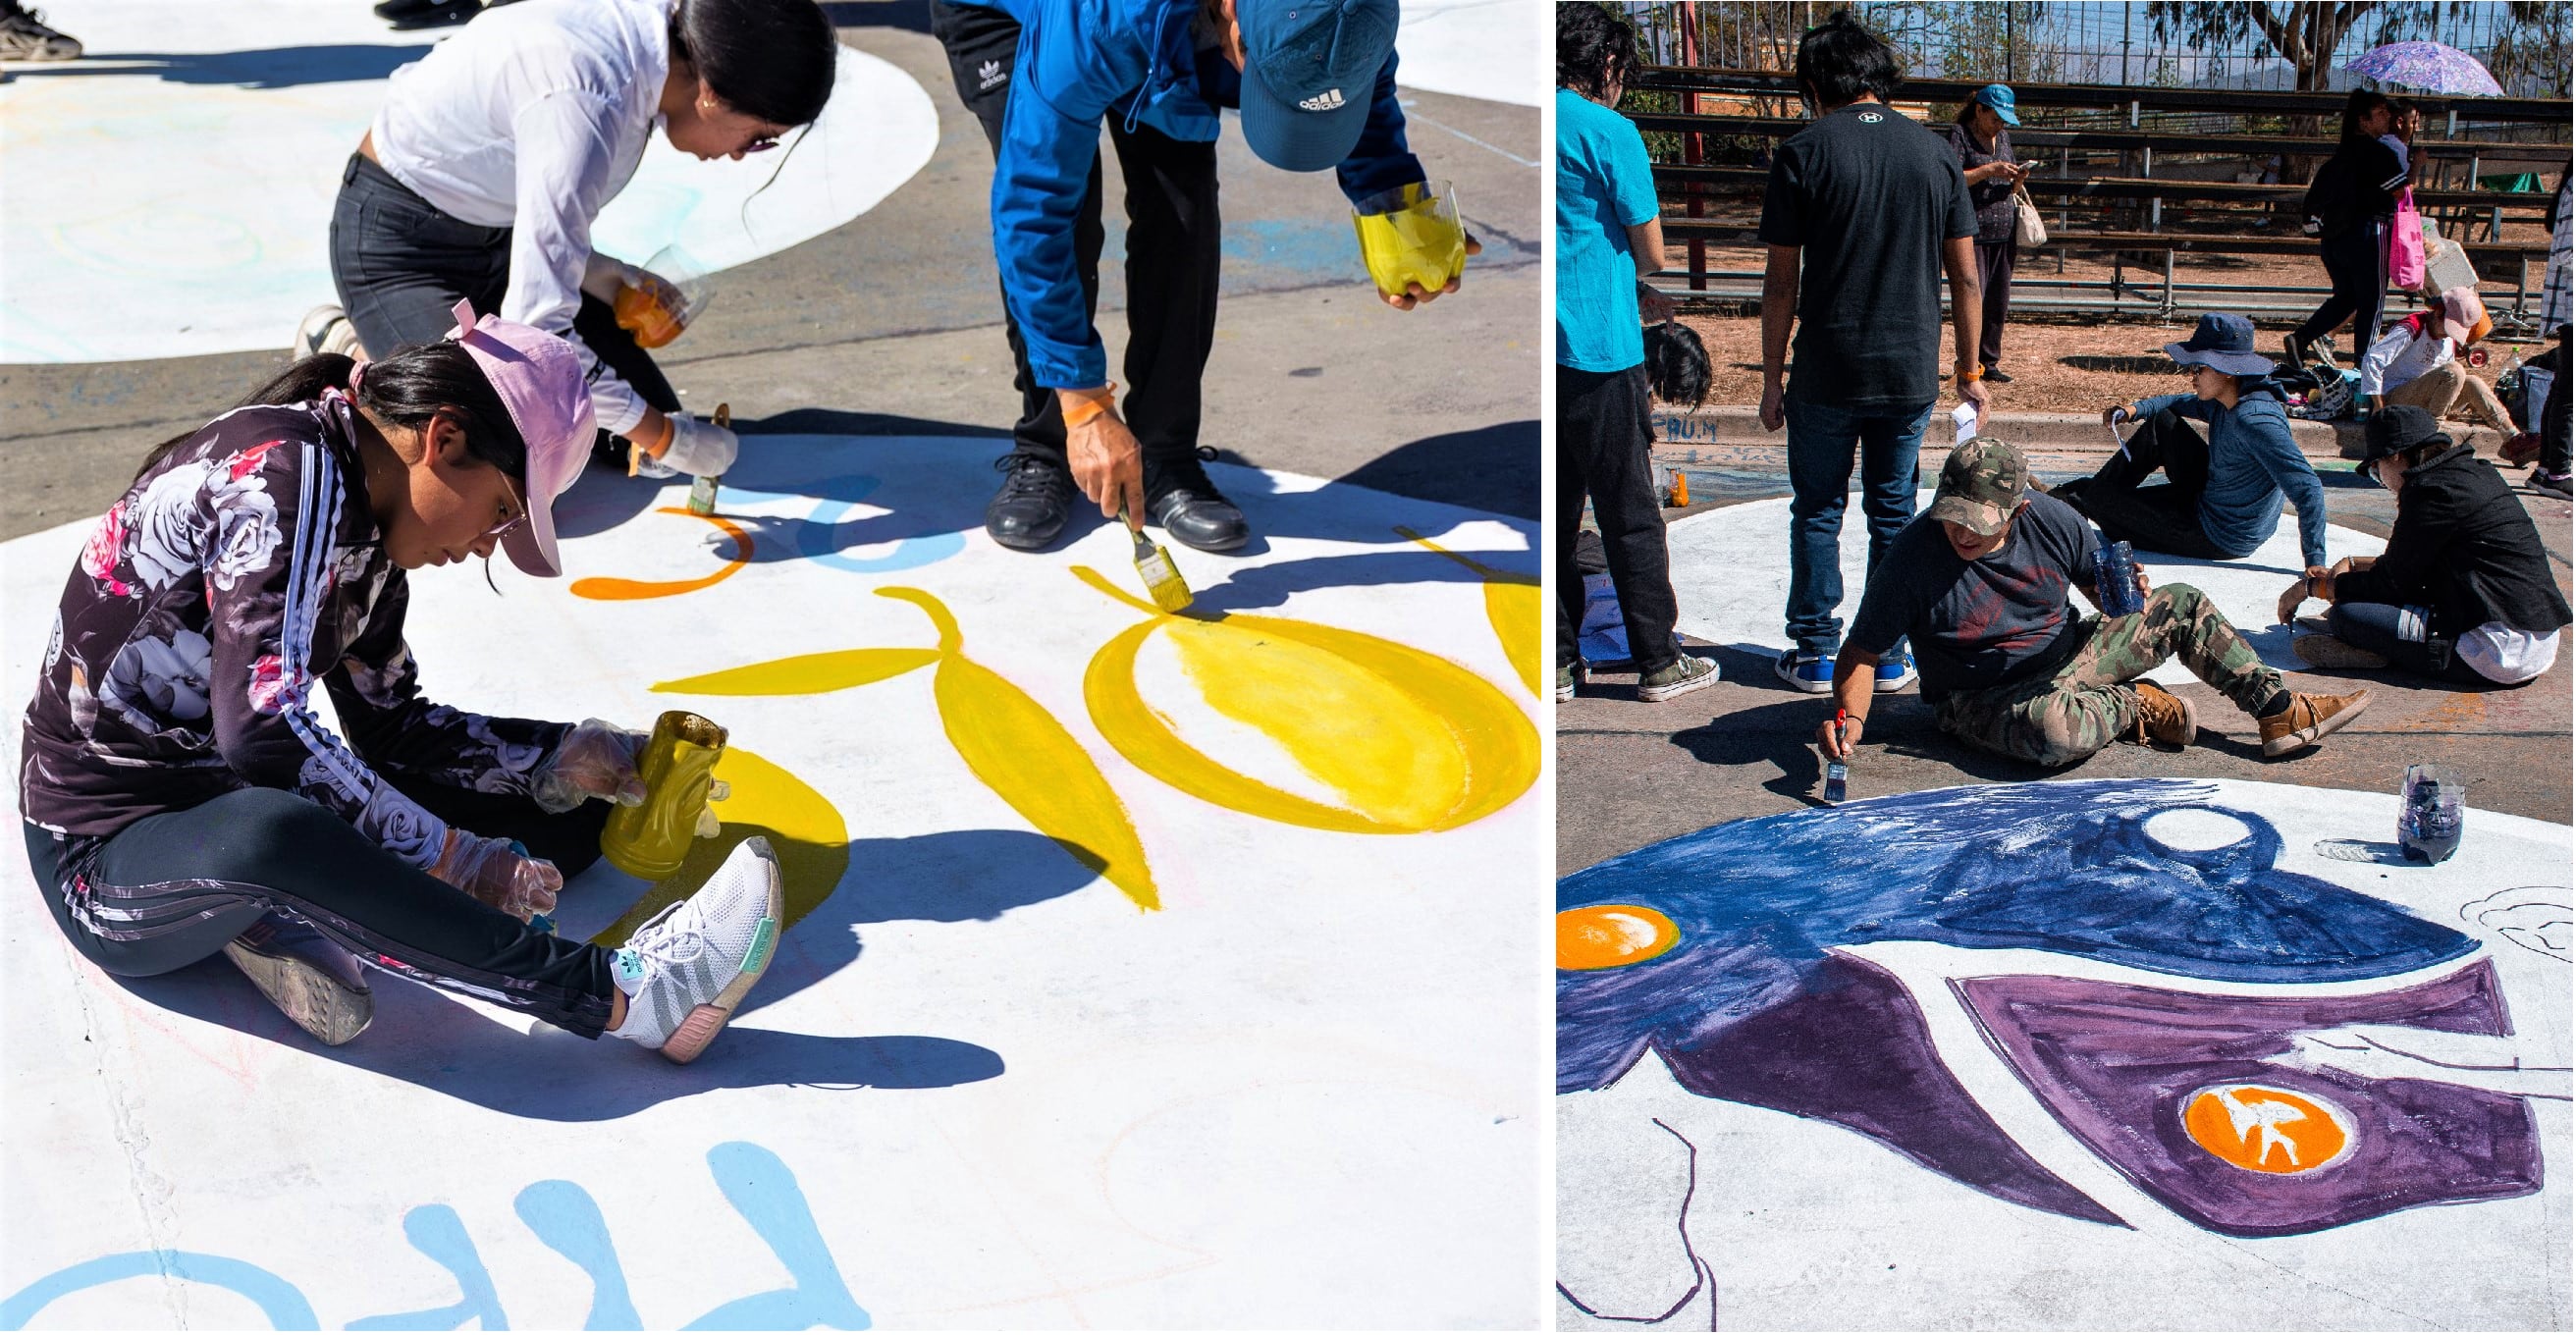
[1125,501,1192,613]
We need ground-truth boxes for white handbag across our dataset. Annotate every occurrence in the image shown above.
[2012,185,2048,246]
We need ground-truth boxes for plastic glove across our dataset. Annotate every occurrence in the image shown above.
[640,409,738,479]
[432,829,563,922]
[532,719,651,814]
[580,252,644,303]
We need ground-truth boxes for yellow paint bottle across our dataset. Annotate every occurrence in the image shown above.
[1352,180,1466,300]
[600,710,729,881]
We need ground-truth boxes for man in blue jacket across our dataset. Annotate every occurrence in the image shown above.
[2056,313,2332,593]
[930,0,1465,554]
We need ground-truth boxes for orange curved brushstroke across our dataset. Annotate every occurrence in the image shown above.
[570,507,754,601]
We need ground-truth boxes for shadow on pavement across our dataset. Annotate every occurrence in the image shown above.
[7,45,431,88]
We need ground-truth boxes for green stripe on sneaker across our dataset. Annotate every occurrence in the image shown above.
[740,918,778,975]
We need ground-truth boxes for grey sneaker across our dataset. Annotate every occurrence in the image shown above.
[607,837,784,1063]
[222,913,373,1045]
[292,304,365,361]
[1637,654,1720,702]
[0,5,80,60]
[2532,468,2572,500]
[1556,662,1578,703]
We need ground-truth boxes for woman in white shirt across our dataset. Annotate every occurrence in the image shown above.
[307,0,837,479]
[2357,287,2514,437]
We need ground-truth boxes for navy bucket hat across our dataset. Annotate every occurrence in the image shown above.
[1237,0,1400,173]
[2163,313,2279,378]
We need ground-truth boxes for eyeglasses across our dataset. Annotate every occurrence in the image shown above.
[483,472,529,542]
[743,133,780,154]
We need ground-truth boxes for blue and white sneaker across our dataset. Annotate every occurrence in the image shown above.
[1774,649,1835,693]
[1873,651,1919,694]
[608,836,784,1064]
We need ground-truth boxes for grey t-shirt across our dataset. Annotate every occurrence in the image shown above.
[1847,491,2103,701]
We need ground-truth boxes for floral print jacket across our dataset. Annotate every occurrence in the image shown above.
[20,394,569,869]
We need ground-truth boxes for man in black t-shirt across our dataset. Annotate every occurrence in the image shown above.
[1755,13,1988,698]
[1815,438,2373,773]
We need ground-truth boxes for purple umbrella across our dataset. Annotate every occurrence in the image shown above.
[2342,40,2504,96]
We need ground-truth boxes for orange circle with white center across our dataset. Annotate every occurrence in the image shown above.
[1557,905,1680,971]
[2180,1083,2356,1175]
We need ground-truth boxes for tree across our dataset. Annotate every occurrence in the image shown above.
[2145,2,2567,94]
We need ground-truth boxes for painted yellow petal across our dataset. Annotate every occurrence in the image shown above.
[937,653,1159,911]
[1074,566,1539,833]
[592,745,849,943]
[1396,525,1542,697]
[570,508,754,601]
[652,648,940,697]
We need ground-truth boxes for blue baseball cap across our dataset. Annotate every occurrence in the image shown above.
[1237,0,1399,173]
[1973,82,2021,126]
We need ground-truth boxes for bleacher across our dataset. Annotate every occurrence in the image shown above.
[1627,66,2570,331]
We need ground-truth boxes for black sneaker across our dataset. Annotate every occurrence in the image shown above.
[0,4,80,59]
[379,0,480,28]
[1982,364,2013,384]
[1145,448,1250,553]
[987,452,1077,551]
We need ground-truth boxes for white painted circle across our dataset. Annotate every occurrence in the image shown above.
[2143,807,2254,852]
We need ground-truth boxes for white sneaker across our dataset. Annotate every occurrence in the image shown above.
[292,304,366,361]
[222,911,373,1045]
[607,837,783,1063]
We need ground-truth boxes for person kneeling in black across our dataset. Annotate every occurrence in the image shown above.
[2281,404,2570,686]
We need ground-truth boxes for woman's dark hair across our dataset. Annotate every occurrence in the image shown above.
[671,0,837,128]
[1642,320,1711,410]
[2338,87,2393,139]
[137,343,527,484]
[1557,2,1639,100]
[1796,11,1901,109]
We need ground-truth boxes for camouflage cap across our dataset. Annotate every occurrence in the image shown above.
[1926,435,2029,537]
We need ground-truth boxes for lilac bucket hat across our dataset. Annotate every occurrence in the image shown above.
[441,298,595,578]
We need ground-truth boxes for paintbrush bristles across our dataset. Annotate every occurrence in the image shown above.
[1133,537,1193,613]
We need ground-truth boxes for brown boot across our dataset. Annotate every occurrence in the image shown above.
[2292,634,2388,670]
[2125,680,2197,748]
[2258,688,2371,757]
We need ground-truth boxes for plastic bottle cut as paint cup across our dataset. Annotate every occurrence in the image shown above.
[613,244,717,350]
[602,711,729,880]
[1352,181,1466,300]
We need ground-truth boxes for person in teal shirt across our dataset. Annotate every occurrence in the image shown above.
[1554,2,1714,707]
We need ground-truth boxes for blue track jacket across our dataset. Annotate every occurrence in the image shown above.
[970,0,1425,388]
[2134,385,2330,567]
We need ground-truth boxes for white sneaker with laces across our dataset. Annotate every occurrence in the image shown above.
[292,304,366,361]
[607,836,784,1063]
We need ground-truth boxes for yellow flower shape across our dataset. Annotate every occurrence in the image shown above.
[1075,566,1538,834]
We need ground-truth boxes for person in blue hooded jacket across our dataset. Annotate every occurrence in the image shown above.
[2055,313,2331,592]
[929,0,1471,554]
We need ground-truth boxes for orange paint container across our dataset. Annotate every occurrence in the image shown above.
[601,711,729,880]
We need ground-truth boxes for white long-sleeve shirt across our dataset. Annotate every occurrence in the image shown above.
[370,0,672,436]
[2355,315,2452,398]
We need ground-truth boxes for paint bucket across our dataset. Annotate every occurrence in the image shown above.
[2397,763,2465,865]
[601,711,729,880]
[1351,181,1466,300]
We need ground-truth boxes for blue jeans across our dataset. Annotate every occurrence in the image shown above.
[1784,396,1932,656]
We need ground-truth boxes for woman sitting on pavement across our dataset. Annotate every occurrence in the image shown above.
[22,305,781,1061]
[300,0,840,482]
[2281,404,2569,686]
[2055,312,2331,581]
[2356,288,2516,439]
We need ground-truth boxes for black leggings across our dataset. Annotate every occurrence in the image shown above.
[2052,408,2232,560]
[326,153,680,424]
[927,0,1221,485]
[26,782,619,1038]
[2296,218,2391,352]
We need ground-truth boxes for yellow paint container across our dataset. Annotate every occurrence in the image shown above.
[1352,181,1466,300]
[600,710,729,881]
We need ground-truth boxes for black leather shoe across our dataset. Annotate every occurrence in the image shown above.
[987,453,1076,551]
[1981,364,2013,384]
[1146,472,1250,552]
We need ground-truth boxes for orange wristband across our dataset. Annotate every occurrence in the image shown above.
[1060,383,1118,429]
